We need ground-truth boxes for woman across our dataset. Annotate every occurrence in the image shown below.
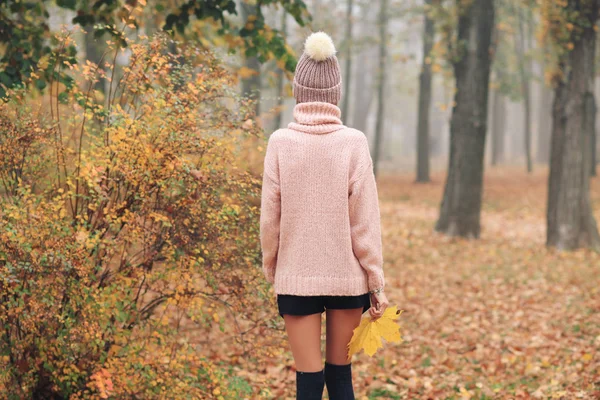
[260,31,389,400]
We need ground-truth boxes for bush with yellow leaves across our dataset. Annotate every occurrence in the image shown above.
[0,32,273,399]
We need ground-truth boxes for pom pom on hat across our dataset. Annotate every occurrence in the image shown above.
[304,31,336,61]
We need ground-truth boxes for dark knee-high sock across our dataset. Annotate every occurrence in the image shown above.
[324,361,354,400]
[296,369,325,400]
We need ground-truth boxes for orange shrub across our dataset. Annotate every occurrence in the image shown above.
[0,33,274,399]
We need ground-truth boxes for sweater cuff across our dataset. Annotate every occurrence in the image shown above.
[367,268,385,292]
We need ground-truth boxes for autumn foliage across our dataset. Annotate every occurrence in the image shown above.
[0,33,275,398]
[347,306,403,359]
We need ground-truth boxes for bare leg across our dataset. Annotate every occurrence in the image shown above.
[284,313,325,399]
[283,313,323,372]
[325,308,363,364]
[324,308,363,400]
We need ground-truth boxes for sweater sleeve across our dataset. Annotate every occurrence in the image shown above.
[259,136,281,285]
[348,141,385,292]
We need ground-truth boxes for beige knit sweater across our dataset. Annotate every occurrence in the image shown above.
[260,101,385,296]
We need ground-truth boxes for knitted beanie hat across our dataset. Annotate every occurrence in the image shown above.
[293,32,342,105]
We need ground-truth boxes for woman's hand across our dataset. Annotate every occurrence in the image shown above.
[368,290,389,320]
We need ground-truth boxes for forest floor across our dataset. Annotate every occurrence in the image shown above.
[253,166,600,399]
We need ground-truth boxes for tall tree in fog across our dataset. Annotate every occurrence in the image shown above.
[546,0,600,250]
[340,0,354,122]
[489,1,523,166]
[489,22,507,166]
[490,87,506,166]
[352,4,377,134]
[435,0,495,237]
[372,0,389,177]
[352,52,375,133]
[274,10,288,130]
[593,78,599,176]
[537,81,553,164]
[536,11,554,165]
[416,0,436,183]
[240,1,262,116]
[514,1,533,172]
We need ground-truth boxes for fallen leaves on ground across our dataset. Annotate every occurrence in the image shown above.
[201,166,600,399]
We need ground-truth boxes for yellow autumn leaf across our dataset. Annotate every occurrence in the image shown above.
[346,305,403,359]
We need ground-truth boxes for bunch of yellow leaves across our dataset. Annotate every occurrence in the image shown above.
[346,305,404,359]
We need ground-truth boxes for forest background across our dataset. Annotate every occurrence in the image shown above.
[0,0,599,398]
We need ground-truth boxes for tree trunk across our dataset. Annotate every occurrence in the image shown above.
[352,5,377,134]
[273,10,287,130]
[491,88,506,166]
[435,0,495,238]
[592,77,598,176]
[352,48,375,134]
[537,81,553,164]
[546,0,600,250]
[240,2,262,117]
[340,0,354,123]
[592,106,597,176]
[586,85,597,178]
[372,0,388,178]
[352,55,374,132]
[416,0,435,183]
[514,2,532,172]
[594,77,600,176]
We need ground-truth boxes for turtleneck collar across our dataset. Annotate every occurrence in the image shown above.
[288,101,346,134]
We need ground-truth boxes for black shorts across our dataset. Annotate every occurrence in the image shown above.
[277,293,371,319]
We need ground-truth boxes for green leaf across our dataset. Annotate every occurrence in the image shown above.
[0,72,12,86]
[56,0,76,10]
[57,91,69,104]
[245,46,258,58]
[285,57,297,73]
